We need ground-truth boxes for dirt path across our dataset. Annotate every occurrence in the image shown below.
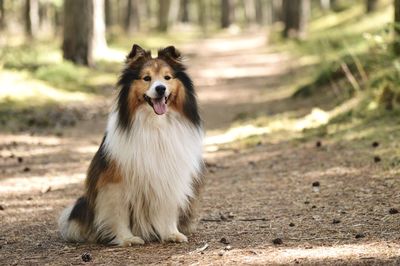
[1,33,400,265]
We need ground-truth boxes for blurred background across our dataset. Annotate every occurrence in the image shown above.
[0,0,399,135]
[2,1,400,264]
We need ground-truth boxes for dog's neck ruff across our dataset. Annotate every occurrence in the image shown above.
[105,105,203,176]
[103,106,203,238]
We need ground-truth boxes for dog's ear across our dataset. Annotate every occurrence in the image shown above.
[158,46,181,60]
[158,46,185,70]
[127,44,150,62]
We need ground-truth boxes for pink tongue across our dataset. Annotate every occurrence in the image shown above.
[152,98,167,115]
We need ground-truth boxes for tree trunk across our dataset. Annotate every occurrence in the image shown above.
[198,0,207,32]
[265,0,274,25]
[93,0,108,56]
[272,0,282,22]
[125,0,140,32]
[221,0,233,28]
[158,0,171,32]
[143,0,152,20]
[105,0,113,27]
[320,0,330,10]
[255,0,264,25]
[0,0,5,29]
[39,2,53,34]
[243,0,256,25]
[262,0,273,25]
[25,0,39,38]
[54,4,62,32]
[366,0,378,13]
[168,0,180,26]
[395,0,400,55]
[282,0,310,39]
[180,0,189,22]
[63,0,94,66]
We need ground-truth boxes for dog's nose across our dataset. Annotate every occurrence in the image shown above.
[155,85,166,96]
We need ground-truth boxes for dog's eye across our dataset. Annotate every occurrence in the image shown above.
[143,76,151,82]
[164,75,171,80]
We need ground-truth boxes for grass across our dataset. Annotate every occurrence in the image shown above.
[277,0,400,121]
[282,1,400,168]
[211,0,400,153]
[268,0,395,99]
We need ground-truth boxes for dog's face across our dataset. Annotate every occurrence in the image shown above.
[117,44,200,129]
[123,45,185,116]
[138,59,179,115]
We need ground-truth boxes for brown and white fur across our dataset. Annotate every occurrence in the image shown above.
[58,45,204,246]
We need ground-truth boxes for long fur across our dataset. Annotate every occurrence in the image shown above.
[58,45,204,246]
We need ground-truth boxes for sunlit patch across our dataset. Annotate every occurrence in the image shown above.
[0,173,85,194]
[5,206,55,215]
[205,125,271,146]
[75,145,99,154]
[171,242,400,264]
[193,35,266,54]
[294,108,329,131]
[0,134,61,145]
[93,47,126,62]
[197,52,291,79]
[368,101,378,110]
[0,70,93,103]
[204,96,364,148]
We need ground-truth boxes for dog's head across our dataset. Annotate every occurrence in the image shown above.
[116,44,200,129]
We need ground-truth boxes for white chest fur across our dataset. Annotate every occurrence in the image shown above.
[103,106,203,239]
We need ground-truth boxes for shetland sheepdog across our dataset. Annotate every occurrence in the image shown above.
[58,44,204,246]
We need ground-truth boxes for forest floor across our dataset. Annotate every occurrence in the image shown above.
[1,33,400,265]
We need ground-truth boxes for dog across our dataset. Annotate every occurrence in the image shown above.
[58,44,204,246]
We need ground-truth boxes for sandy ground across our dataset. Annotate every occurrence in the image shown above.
[1,33,400,265]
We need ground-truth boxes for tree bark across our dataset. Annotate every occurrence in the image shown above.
[262,0,273,25]
[158,0,171,32]
[168,0,180,26]
[39,2,55,34]
[366,0,378,13]
[198,0,207,32]
[93,0,108,56]
[0,0,5,29]
[25,0,39,38]
[272,0,282,22]
[63,0,94,66]
[243,0,256,25]
[266,0,274,25]
[180,0,189,22]
[320,0,330,10]
[105,0,113,27]
[221,0,233,28]
[255,0,263,25]
[395,0,400,55]
[282,0,310,39]
[125,0,140,33]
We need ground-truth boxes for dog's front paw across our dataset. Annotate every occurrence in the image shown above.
[118,236,145,247]
[165,232,188,243]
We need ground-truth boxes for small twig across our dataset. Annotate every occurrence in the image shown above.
[341,62,361,92]
[190,243,209,254]
[197,243,209,252]
[200,218,222,222]
[237,218,267,222]
[352,224,366,227]
[344,43,368,84]
[360,257,376,260]
[286,237,349,241]
[329,79,341,97]
[201,217,267,222]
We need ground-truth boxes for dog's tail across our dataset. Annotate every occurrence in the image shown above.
[58,197,92,242]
